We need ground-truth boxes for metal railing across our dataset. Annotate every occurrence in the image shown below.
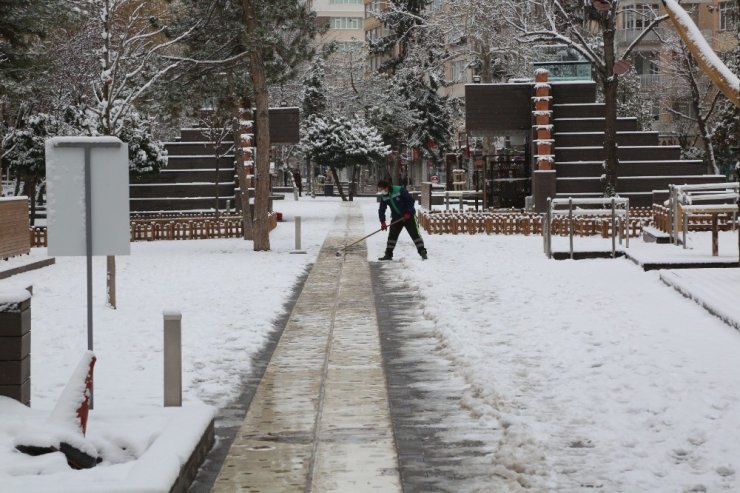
[667,182,739,247]
[544,197,630,259]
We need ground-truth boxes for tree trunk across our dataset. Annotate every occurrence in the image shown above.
[24,177,36,226]
[214,152,221,220]
[349,164,358,201]
[602,20,619,197]
[242,0,270,251]
[329,165,347,201]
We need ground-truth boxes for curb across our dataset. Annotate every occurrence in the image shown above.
[0,258,56,280]
[170,418,215,493]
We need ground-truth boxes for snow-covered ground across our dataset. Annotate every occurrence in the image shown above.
[0,196,340,491]
[2,194,739,492]
[363,201,740,492]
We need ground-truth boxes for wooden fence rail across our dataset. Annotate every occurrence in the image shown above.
[419,211,644,237]
[30,213,278,248]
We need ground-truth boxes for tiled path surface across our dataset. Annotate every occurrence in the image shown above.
[212,203,401,492]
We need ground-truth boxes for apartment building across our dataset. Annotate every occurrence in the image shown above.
[615,0,737,138]
[307,0,365,47]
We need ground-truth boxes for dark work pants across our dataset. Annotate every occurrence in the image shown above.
[385,217,426,256]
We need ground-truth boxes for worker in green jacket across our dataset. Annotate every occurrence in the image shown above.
[377,179,428,261]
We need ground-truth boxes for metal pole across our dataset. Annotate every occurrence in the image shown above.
[611,197,616,258]
[671,186,678,244]
[545,197,552,258]
[84,146,94,409]
[568,197,574,259]
[625,198,630,248]
[295,216,301,251]
[543,200,548,254]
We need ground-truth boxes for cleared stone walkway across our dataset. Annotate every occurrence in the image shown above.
[212,203,402,492]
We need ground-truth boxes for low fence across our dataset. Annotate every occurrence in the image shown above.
[1,197,30,259]
[418,210,644,237]
[653,205,737,233]
[30,212,278,248]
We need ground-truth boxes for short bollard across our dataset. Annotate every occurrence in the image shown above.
[291,216,306,254]
[163,311,182,407]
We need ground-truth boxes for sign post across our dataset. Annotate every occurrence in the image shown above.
[46,137,131,408]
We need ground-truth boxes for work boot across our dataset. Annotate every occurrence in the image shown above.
[378,250,393,261]
[419,248,428,260]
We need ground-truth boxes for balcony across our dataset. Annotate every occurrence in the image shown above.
[616,28,661,44]
[639,73,662,89]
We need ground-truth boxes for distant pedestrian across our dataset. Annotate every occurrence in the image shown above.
[292,169,302,197]
[377,179,427,261]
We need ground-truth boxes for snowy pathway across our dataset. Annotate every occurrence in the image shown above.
[211,202,401,492]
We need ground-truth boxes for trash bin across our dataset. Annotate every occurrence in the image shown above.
[324,184,334,196]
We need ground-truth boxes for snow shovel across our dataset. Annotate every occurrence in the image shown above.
[335,217,405,257]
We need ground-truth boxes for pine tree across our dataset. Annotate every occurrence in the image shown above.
[368,1,454,175]
[301,114,390,201]
[1,109,61,223]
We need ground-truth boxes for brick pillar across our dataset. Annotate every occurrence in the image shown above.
[0,288,32,406]
[532,69,556,213]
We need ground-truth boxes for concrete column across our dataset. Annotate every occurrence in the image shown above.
[291,216,306,254]
[163,311,182,407]
[533,170,557,213]
[0,288,32,406]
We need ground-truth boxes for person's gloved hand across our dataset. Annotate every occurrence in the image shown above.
[380,222,387,231]
[403,213,412,220]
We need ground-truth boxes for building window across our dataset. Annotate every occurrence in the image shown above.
[366,27,381,43]
[634,52,659,74]
[447,26,465,45]
[452,60,467,82]
[334,41,364,52]
[720,1,737,31]
[366,0,381,17]
[624,3,659,30]
[331,17,362,30]
[329,0,362,3]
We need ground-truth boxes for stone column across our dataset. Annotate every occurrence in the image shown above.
[0,288,32,406]
[532,69,556,212]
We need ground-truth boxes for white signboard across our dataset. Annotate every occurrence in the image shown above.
[46,136,131,256]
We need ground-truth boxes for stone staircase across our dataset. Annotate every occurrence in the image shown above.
[130,128,236,214]
[550,83,724,207]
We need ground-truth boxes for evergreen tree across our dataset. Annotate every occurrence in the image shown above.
[367,2,454,173]
[1,109,61,222]
[301,114,390,201]
[302,58,328,118]
[369,0,429,74]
